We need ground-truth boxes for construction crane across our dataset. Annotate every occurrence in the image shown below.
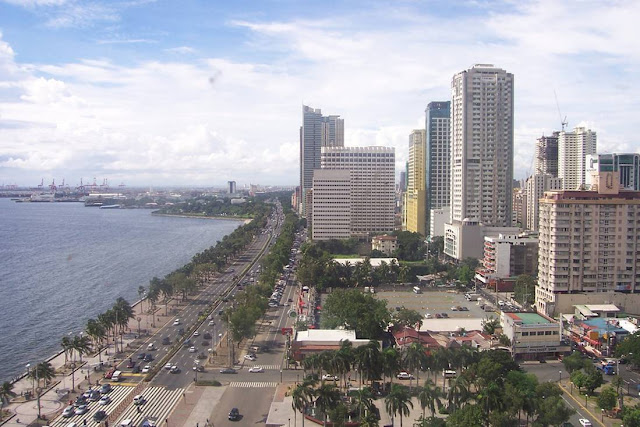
[554,90,568,131]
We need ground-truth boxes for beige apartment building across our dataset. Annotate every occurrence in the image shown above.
[311,169,351,240]
[536,172,640,316]
[405,129,426,235]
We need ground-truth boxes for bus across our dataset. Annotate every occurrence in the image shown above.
[413,286,422,294]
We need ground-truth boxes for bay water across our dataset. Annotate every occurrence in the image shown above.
[0,198,242,383]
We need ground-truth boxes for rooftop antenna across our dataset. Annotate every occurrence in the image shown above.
[554,90,568,131]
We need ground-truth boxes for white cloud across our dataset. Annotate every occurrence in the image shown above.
[1,1,640,187]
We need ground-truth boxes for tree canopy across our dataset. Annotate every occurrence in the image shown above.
[322,289,391,339]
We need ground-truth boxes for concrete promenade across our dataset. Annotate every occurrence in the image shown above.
[0,295,185,427]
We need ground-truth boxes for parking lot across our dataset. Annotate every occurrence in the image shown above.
[375,288,496,320]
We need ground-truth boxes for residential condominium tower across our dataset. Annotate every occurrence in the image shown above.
[425,101,451,233]
[450,64,514,227]
[535,172,640,316]
[299,105,344,214]
[320,146,395,236]
[405,129,427,235]
[558,126,597,190]
[535,132,560,177]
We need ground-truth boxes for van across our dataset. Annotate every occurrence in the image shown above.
[147,343,155,351]
[443,370,457,378]
[413,286,422,294]
[120,419,133,427]
[111,370,122,382]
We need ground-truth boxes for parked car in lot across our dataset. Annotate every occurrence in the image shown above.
[396,372,414,380]
[322,374,338,381]
[441,313,449,318]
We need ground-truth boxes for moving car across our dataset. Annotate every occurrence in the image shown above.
[164,362,173,370]
[99,383,112,394]
[396,372,414,380]
[579,420,592,427]
[248,366,264,373]
[193,331,199,337]
[133,395,146,405]
[228,408,240,421]
[170,365,180,374]
[137,353,146,360]
[93,410,108,422]
[144,354,153,362]
[208,320,215,326]
[189,346,197,353]
[74,404,89,415]
[141,365,151,373]
[62,405,75,418]
[193,365,204,372]
[244,354,256,361]
[173,319,180,325]
[126,359,136,369]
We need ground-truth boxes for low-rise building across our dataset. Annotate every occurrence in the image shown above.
[567,316,629,358]
[291,329,374,361]
[371,235,397,255]
[573,304,620,320]
[501,312,569,360]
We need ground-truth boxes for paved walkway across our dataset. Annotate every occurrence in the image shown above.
[1,295,185,426]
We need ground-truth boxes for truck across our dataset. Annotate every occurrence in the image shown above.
[597,361,616,375]
[465,293,480,301]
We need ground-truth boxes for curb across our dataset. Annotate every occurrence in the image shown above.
[558,382,606,427]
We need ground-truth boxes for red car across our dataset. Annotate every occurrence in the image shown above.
[126,359,136,369]
[104,368,115,379]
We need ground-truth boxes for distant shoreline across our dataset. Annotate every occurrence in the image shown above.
[151,211,251,223]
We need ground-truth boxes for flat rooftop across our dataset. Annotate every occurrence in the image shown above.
[508,312,555,325]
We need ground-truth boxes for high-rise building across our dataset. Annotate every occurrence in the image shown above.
[450,64,514,227]
[228,180,236,194]
[586,153,640,191]
[405,129,426,235]
[535,172,640,316]
[425,101,451,232]
[320,146,395,236]
[300,105,344,214]
[525,174,563,231]
[558,127,597,190]
[512,187,527,228]
[311,169,351,240]
[534,132,560,177]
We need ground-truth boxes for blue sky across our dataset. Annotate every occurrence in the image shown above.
[1,0,639,187]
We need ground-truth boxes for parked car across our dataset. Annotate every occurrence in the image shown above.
[579,419,592,427]
[322,374,338,381]
[441,313,449,318]
[193,365,205,372]
[396,372,414,380]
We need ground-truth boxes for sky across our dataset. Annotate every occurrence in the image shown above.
[0,0,639,188]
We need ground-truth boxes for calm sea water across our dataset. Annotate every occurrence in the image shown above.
[0,198,242,383]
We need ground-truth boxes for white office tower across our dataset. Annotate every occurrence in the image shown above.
[525,174,563,231]
[558,127,597,190]
[320,146,395,236]
[300,105,344,215]
[586,153,640,191]
[311,169,352,240]
[450,64,514,227]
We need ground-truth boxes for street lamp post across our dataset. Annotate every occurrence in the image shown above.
[558,370,562,383]
[601,408,605,422]
[137,317,141,338]
[71,362,76,392]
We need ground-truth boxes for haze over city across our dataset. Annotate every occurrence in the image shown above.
[0,0,639,187]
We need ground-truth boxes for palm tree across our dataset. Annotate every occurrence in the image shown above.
[0,381,16,408]
[353,386,375,422]
[385,383,413,427]
[354,340,382,386]
[72,334,91,363]
[290,378,316,427]
[403,342,426,390]
[417,379,442,418]
[314,382,341,426]
[381,347,401,386]
[60,336,73,366]
[333,341,353,389]
[34,361,56,386]
[85,318,107,363]
[137,285,146,311]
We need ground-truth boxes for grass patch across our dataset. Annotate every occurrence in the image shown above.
[196,380,221,386]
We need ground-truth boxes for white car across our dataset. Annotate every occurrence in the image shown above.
[164,362,173,370]
[248,366,264,373]
[62,405,75,418]
[173,319,180,325]
[189,346,197,353]
[396,372,414,380]
[193,331,199,337]
[208,320,215,326]
[141,365,151,373]
[98,396,111,405]
[244,354,256,361]
[579,420,592,427]
[133,395,146,405]
[425,313,432,319]
[322,374,338,381]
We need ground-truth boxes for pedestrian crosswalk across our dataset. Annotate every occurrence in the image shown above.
[243,364,281,370]
[115,386,183,427]
[229,381,278,388]
[50,385,133,427]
